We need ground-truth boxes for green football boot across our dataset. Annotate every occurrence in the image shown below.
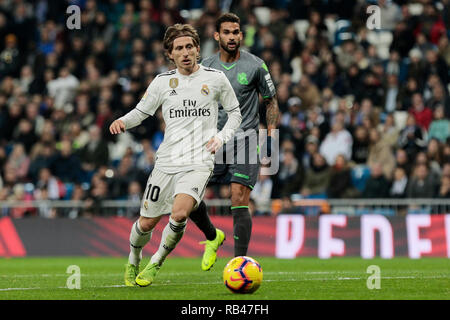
[135,262,160,287]
[200,228,226,271]
[124,263,139,287]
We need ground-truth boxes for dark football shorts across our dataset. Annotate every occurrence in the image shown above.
[209,136,260,190]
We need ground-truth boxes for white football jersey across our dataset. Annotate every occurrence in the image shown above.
[119,65,241,174]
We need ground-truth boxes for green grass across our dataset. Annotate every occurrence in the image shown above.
[0,257,449,300]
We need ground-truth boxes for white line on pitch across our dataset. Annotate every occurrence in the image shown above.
[1,275,449,292]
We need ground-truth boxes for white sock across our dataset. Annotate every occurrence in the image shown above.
[128,220,152,266]
[150,217,186,266]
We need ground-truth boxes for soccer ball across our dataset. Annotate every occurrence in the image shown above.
[223,256,263,294]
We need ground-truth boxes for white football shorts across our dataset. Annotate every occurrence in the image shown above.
[139,167,212,218]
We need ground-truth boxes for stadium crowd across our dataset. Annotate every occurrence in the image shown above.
[0,0,449,218]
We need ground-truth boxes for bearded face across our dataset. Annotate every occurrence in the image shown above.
[215,22,242,54]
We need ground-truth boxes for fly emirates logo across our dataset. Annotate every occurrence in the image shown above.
[169,99,211,118]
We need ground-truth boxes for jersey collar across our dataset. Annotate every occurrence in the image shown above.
[176,64,203,78]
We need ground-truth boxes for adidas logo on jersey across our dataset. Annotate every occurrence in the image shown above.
[169,89,177,96]
[191,187,199,194]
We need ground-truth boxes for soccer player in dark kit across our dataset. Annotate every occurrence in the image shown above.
[191,13,280,270]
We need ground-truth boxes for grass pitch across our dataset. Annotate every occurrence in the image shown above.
[0,257,448,300]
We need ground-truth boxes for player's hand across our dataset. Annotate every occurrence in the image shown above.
[109,119,126,134]
[261,136,274,166]
[206,136,223,154]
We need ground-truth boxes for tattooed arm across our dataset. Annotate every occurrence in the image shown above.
[264,95,280,136]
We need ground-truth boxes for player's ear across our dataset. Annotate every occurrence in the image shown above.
[214,32,219,41]
[239,31,243,41]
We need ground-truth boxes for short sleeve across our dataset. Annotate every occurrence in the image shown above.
[219,72,239,111]
[257,61,276,99]
[135,77,163,116]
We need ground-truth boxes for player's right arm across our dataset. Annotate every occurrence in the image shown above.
[109,77,162,135]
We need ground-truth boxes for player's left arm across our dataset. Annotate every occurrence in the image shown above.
[258,62,279,155]
[264,95,280,136]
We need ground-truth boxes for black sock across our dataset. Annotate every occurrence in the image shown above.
[189,201,217,241]
[232,207,252,256]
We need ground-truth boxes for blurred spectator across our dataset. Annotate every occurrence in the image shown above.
[35,167,65,200]
[327,154,358,198]
[414,151,441,185]
[367,128,396,180]
[390,166,408,198]
[305,106,329,141]
[135,139,156,175]
[6,143,30,182]
[28,143,56,184]
[395,148,413,177]
[379,0,402,30]
[397,77,420,111]
[406,163,438,198]
[50,140,82,183]
[1,101,23,143]
[427,84,450,117]
[398,114,427,162]
[438,35,450,66]
[78,125,109,172]
[319,117,353,165]
[47,67,80,111]
[409,93,433,130]
[34,186,58,219]
[362,162,391,198]
[301,135,319,170]
[351,125,370,165]
[378,113,399,148]
[281,96,303,128]
[406,49,426,88]
[64,184,87,218]
[292,75,321,111]
[390,20,415,58]
[85,174,109,215]
[0,34,20,78]
[427,105,449,143]
[273,148,304,198]
[301,153,330,198]
[251,171,273,216]
[13,118,38,154]
[438,175,450,198]
[9,184,34,218]
[126,181,142,217]
[109,153,144,199]
[384,74,400,113]
[426,138,444,169]
[423,48,448,85]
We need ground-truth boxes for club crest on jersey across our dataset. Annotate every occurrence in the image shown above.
[201,84,209,96]
[169,78,179,88]
[143,200,149,210]
[237,72,249,85]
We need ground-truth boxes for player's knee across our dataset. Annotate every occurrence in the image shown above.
[138,217,157,232]
[171,208,189,223]
[231,185,250,206]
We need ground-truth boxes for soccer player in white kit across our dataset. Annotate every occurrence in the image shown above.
[109,24,242,287]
